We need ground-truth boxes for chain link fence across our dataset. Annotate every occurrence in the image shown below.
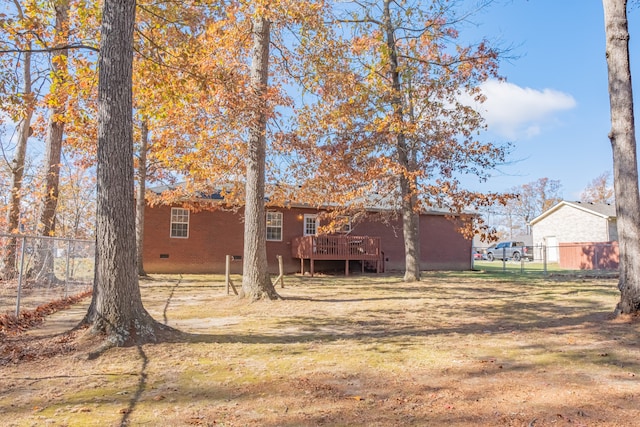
[472,242,619,276]
[0,233,94,316]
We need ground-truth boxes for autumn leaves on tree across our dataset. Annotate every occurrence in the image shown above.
[1,1,509,288]
[0,0,98,280]
[2,0,640,344]
[289,0,508,281]
[19,0,640,345]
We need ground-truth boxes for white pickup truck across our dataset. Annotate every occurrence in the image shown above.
[484,241,533,262]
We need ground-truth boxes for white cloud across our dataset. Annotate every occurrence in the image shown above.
[469,79,577,140]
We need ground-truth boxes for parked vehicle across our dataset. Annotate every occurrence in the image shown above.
[484,241,533,262]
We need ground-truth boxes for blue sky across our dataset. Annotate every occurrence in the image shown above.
[460,0,622,200]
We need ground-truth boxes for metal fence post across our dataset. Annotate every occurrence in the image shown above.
[543,244,548,276]
[15,235,27,317]
[65,239,71,297]
[471,247,475,269]
[502,247,506,272]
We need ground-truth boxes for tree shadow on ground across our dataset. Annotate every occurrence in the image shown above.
[118,345,148,427]
[3,273,639,427]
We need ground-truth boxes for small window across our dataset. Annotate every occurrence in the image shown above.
[170,208,189,238]
[303,214,318,236]
[266,212,283,241]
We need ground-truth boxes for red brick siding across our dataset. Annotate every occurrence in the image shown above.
[421,215,472,270]
[144,205,245,274]
[143,205,473,274]
[351,213,472,271]
[349,214,405,271]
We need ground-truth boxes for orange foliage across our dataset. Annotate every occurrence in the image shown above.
[284,0,510,240]
[2,0,510,244]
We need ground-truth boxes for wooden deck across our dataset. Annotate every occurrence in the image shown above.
[291,235,383,276]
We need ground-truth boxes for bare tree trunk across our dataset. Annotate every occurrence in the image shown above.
[32,0,70,283]
[240,16,279,301]
[399,171,421,282]
[2,46,33,280]
[603,0,640,314]
[136,119,148,277]
[383,0,421,282]
[83,0,169,346]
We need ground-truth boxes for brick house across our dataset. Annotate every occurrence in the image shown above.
[142,195,474,275]
[529,201,618,269]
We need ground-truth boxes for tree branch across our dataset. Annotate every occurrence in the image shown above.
[0,44,99,54]
[397,52,497,68]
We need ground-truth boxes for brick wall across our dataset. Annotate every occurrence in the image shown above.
[421,215,472,270]
[143,205,472,274]
[143,205,246,274]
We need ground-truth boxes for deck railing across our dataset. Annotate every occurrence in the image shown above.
[291,235,381,261]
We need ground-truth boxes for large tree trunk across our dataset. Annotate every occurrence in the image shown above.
[83,0,168,345]
[2,47,33,280]
[32,0,70,283]
[399,171,421,282]
[136,119,149,277]
[240,16,279,301]
[603,0,640,314]
[383,0,421,282]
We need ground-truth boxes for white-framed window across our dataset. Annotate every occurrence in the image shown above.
[303,214,318,236]
[170,208,189,238]
[266,211,283,241]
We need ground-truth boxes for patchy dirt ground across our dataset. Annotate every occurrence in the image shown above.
[0,271,638,426]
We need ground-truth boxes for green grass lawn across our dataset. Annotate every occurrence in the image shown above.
[472,259,618,277]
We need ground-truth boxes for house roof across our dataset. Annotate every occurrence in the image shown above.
[529,200,617,225]
[146,182,470,217]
